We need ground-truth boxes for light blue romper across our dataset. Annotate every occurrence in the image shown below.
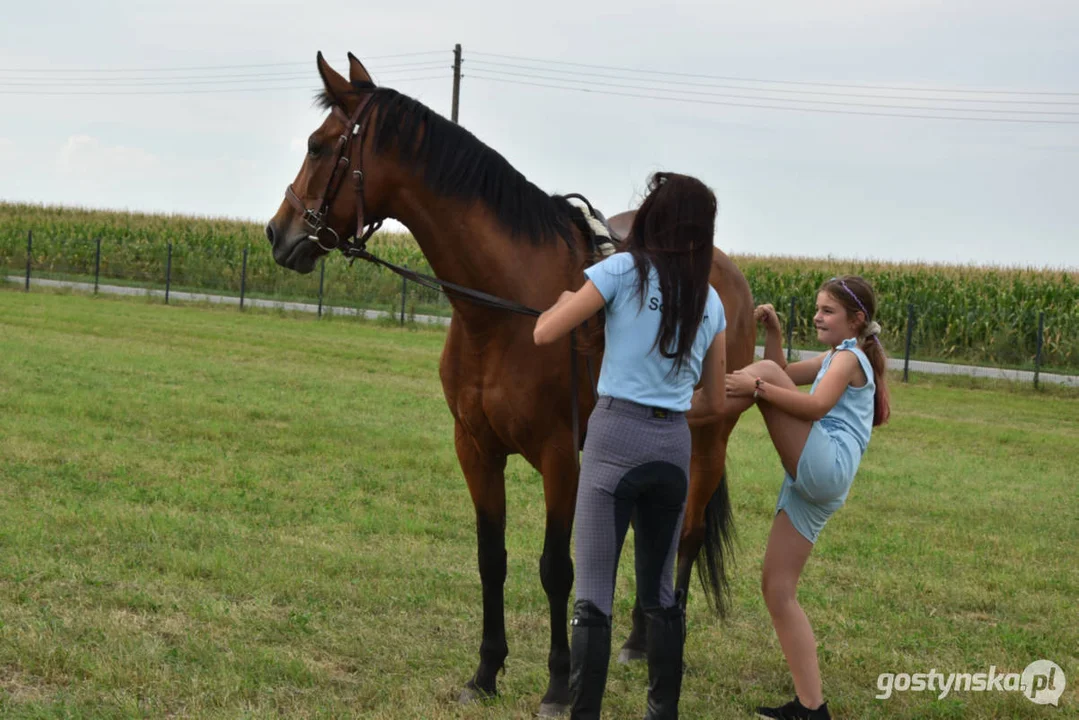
[775,338,875,543]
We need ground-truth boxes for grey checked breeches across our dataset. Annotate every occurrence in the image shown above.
[574,397,691,617]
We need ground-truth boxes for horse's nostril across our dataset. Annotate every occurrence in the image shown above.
[265,223,276,245]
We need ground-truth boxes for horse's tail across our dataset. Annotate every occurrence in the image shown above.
[697,471,736,616]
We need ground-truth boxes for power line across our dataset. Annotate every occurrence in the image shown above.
[0,59,448,82]
[469,50,1079,98]
[465,68,1079,116]
[467,59,1079,107]
[0,74,449,96]
[0,51,447,74]
[465,73,1079,125]
[0,64,448,87]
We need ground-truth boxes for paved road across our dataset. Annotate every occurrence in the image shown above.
[760,347,1077,387]
[8,275,1076,387]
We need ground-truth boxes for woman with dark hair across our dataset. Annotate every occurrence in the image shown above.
[724,276,890,720]
[534,172,728,719]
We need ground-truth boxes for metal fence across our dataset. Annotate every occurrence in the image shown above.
[5,230,1077,387]
[7,230,451,324]
[752,295,1075,388]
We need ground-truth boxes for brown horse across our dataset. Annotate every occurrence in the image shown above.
[266,53,756,716]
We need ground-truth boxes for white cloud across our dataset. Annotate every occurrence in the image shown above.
[290,136,306,154]
[57,135,158,176]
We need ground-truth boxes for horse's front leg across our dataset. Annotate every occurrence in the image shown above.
[455,422,510,703]
[535,443,578,717]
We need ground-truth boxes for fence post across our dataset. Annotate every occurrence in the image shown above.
[903,303,915,382]
[240,246,249,310]
[1033,311,1044,389]
[165,243,173,304]
[94,237,102,294]
[786,296,796,363]
[317,257,325,318]
[400,266,407,326]
[25,230,32,291]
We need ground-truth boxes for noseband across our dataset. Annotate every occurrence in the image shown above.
[284,92,383,253]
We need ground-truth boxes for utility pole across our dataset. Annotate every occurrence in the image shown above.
[451,43,462,123]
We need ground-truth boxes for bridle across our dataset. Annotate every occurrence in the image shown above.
[284,91,383,253]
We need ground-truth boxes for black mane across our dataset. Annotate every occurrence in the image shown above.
[318,83,587,248]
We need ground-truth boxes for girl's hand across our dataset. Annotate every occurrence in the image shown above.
[725,370,757,398]
[754,304,781,332]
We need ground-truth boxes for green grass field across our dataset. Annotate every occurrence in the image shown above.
[0,289,1075,719]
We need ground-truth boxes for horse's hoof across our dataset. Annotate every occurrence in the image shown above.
[617,647,646,664]
[458,685,488,705]
[537,702,569,717]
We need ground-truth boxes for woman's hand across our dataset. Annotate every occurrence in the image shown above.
[725,369,757,398]
[533,282,606,346]
[754,303,781,332]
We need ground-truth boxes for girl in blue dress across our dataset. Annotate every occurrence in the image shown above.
[724,276,890,720]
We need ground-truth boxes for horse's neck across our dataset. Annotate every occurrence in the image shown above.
[388,184,581,324]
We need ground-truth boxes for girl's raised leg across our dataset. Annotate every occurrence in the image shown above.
[740,360,813,477]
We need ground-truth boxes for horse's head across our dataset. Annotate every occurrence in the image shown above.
[266,53,382,273]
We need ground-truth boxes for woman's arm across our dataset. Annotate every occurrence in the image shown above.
[687,330,727,424]
[533,281,606,346]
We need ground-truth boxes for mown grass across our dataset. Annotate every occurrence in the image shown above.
[0,289,1075,719]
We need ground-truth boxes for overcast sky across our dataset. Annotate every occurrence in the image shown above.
[1,0,1077,268]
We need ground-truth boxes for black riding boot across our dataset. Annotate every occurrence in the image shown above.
[569,600,612,720]
[644,603,685,720]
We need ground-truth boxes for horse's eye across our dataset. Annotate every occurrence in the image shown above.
[307,139,322,156]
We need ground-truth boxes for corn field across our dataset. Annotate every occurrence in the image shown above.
[2,202,1076,371]
[0,202,449,318]
[738,256,1078,372]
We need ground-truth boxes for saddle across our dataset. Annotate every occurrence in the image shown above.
[605,211,634,243]
[564,195,635,258]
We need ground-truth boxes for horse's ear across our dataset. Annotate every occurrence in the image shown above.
[316,51,352,107]
[347,52,373,85]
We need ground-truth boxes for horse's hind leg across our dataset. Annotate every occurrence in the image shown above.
[618,592,649,663]
[456,423,510,703]
[535,445,577,717]
[675,425,732,603]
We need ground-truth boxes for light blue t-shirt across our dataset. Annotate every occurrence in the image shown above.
[584,252,725,412]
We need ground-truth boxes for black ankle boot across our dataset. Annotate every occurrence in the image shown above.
[569,600,612,720]
[644,603,685,720]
